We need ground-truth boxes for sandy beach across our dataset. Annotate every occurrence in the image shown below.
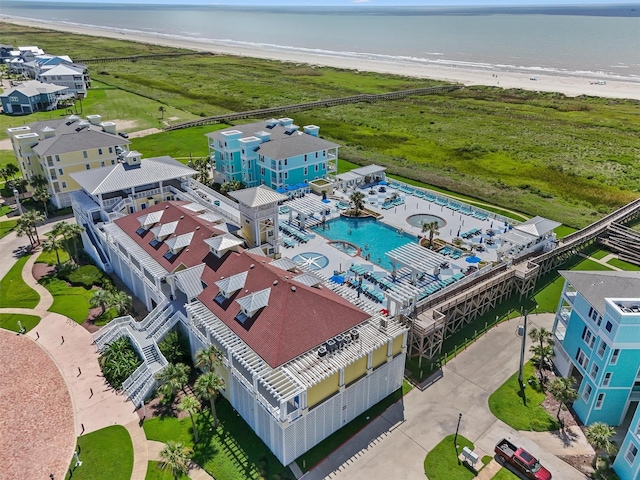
[2,16,639,101]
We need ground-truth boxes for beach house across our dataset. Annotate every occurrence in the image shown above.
[6,114,130,208]
[0,80,69,115]
[70,173,407,466]
[37,63,88,98]
[206,118,339,190]
[551,270,640,480]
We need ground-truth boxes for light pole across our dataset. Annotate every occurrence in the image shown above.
[13,188,23,215]
[454,412,462,464]
[517,309,529,406]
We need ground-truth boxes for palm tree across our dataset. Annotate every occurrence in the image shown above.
[29,175,48,189]
[421,221,440,248]
[41,235,63,267]
[529,327,554,388]
[15,217,35,245]
[58,222,84,263]
[0,163,19,183]
[110,291,132,315]
[20,210,45,245]
[158,105,166,121]
[194,371,225,428]
[585,422,617,469]
[195,345,224,372]
[156,362,191,400]
[90,289,112,316]
[220,180,244,195]
[33,186,51,218]
[547,377,578,427]
[159,441,192,480]
[349,191,365,217]
[178,395,201,443]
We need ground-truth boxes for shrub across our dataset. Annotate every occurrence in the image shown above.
[65,265,104,288]
[159,330,191,365]
[99,337,142,389]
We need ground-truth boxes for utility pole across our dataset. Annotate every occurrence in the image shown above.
[518,310,528,406]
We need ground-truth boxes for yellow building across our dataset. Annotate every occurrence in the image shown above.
[7,114,129,208]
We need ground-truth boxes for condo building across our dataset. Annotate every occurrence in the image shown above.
[551,270,640,480]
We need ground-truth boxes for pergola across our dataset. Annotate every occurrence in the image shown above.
[284,196,333,229]
[386,243,449,285]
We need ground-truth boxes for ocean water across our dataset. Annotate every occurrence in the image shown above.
[2,2,639,80]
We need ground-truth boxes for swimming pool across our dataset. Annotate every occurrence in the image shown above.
[312,217,417,271]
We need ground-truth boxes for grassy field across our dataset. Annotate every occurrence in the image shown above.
[67,425,133,480]
[129,125,222,159]
[2,22,639,228]
[607,258,640,271]
[488,361,559,432]
[40,277,92,323]
[0,254,39,308]
[0,313,40,332]
[36,248,71,266]
[145,461,189,480]
[0,219,18,239]
[491,468,519,479]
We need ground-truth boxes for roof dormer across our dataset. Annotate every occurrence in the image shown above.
[163,232,194,260]
[214,271,248,303]
[204,233,243,258]
[235,287,271,325]
[149,220,179,247]
[136,210,164,235]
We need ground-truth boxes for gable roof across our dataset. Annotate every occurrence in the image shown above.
[560,270,640,314]
[70,156,196,195]
[229,185,287,208]
[174,264,206,300]
[38,64,83,77]
[33,129,125,156]
[515,216,561,237]
[0,80,67,99]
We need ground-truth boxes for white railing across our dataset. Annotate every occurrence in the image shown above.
[122,361,150,391]
[137,300,170,331]
[145,306,176,339]
[151,311,182,343]
[111,197,132,213]
[103,196,122,208]
[107,211,126,221]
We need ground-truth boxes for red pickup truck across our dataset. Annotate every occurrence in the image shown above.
[495,438,552,480]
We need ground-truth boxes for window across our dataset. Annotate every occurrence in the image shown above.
[58,168,63,175]
[610,349,620,365]
[98,148,103,155]
[47,156,52,162]
[284,172,288,179]
[242,149,245,154]
[55,155,60,162]
[597,340,606,359]
[85,164,90,170]
[304,154,307,162]
[590,363,599,380]
[303,167,308,175]
[101,161,105,167]
[61,181,67,189]
[314,164,319,172]
[284,158,288,166]
[315,152,318,158]
[109,147,113,154]
[595,393,605,410]
[581,327,596,349]
[582,383,592,402]
[260,167,265,176]
[603,372,612,387]
[575,348,588,369]
[82,151,88,159]
[111,159,115,165]
[605,321,613,333]
[625,444,638,465]
[588,306,602,326]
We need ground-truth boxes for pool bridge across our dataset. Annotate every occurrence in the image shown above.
[407,197,640,365]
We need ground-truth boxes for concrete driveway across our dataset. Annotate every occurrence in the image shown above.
[304,314,590,480]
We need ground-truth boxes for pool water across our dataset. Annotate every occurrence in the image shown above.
[406,214,446,229]
[312,217,417,271]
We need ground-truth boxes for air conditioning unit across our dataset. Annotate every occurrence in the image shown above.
[380,318,388,329]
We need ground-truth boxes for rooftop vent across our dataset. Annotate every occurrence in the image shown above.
[291,286,296,292]
[273,280,278,286]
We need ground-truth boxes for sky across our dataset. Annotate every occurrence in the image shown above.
[11,0,640,5]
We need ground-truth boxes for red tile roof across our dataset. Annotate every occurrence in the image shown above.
[115,201,370,368]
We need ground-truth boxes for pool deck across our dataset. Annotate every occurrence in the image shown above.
[277,183,508,307]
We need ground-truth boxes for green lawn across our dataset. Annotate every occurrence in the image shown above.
[589,248,611,260]
[553,225,578,239]
[40,277,92,324]
[607,258,640,271]
[488,361,558,432]
[423,434,478,480]
[144,398,292,480]
[36,248,70,266]
[492,468,520,479]
[66,425,133,480]
[0,313,40,332]
[0,254,39,308]
[145,461,189,480]
[0,219,18,239]
[129,125,223,159]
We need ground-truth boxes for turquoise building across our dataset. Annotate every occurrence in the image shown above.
[551,270,640,480]
[206,118,339,189]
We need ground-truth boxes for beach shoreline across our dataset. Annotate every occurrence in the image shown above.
[2,16,639,101]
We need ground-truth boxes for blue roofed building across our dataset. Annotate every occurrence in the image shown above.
[551,270,640,480]
[206,118,339,189]
[0,80,69,115]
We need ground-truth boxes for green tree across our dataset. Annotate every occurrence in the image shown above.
[349,191,365,217]
[29,175,48,189]
[529,327,554,389]
[110,291,132,315]
[158,105,166,121]
[58,222,84,263]
[41,235,64,267]
[15,216,35,245]
[158,331,190,364]
[33,186,51,218]
[90,289,113,316]
[178,395,201,443]
[194,345,224,372]
[220,180,244,195]
[421,221,440,248]
[585,422,617,469]
[159,441,192,480]
[547,377,578,427]
[98,337,141,389]
[19,210,45,245]
[156,362,190,400]
[0,163,19,183]
[194,371,225,427]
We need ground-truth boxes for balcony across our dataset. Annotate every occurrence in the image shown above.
[565,291,577,304]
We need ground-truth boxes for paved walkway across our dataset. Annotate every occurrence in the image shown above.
[0,239,146,479]
[303,313,593,480]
